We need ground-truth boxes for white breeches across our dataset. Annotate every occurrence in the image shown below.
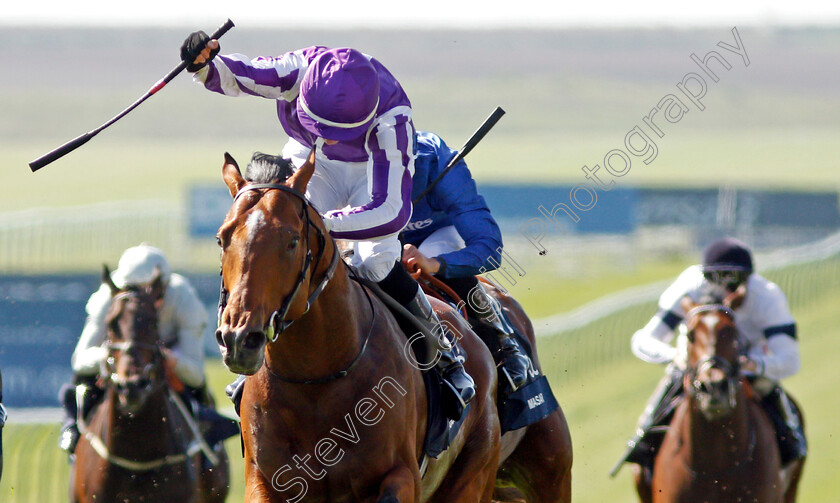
[283,139,401,282]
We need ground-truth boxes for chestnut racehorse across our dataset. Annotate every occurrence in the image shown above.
[72,267,229,503]
[215,151,571,502]
[638,290,804,503]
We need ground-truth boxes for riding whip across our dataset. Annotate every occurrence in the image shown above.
[28,19,235,172]
[412,106,505,205]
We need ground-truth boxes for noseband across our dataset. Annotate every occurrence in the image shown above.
[103,290,164,388]
[218,183,339,342]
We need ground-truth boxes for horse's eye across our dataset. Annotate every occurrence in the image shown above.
[215,235,222,247]
[687,329,695,343]
[288,236,300,250]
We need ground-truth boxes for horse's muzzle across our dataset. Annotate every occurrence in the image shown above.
[114,374,155,413]
[694,376,736,420]
[216,326,266,375]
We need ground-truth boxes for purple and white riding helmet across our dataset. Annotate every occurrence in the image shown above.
[297,47,380,142]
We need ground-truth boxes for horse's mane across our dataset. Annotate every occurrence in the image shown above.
[245,152,295,184]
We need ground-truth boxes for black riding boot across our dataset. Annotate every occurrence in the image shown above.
[183,384,240,449]
[616,368,684,473]
[377,262,476,419]
[406,286,476,418]
[470,282,532,391]
[762,386,807,466]
[57,377,101,454]
[225,375,247,417]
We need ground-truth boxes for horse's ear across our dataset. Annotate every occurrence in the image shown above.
[724,284,747,310]
[148,268,165,303]
[223,152,246,198]
[102,264,119,295]
[288,147,315,194]
[680,296,695,315]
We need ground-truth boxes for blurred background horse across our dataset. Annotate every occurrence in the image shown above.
[72,267,229,503]
[640,291,804,503]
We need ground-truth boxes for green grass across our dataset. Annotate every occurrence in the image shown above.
[504,254,690,318]
[4,280,838,502]
[536,282,840,503]
[6,125,839,215]
[2,25,839,501]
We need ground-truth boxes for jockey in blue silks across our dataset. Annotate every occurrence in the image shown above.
[402,131,533,391]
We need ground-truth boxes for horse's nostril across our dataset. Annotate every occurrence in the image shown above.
[243,331,265,350]
[216,329,225,347]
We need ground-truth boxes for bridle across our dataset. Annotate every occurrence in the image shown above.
[218,182,339,343]
[684,303,740,409]
[101,290,165,392]
[81,289,220,471]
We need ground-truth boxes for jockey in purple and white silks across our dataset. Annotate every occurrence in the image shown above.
[193,45,414,274]
[620,237,806,472]
[180,33,475,418]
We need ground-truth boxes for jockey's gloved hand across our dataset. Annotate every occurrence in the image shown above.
[180,30,219,72]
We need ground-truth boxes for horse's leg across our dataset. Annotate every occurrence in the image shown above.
[69,459,79,503]
[492,486,527,502]
[782,458,805,503]
[376,464,419,502]
[497,409,573,503]
[197,447,231,503]
[631,464,653,503]
[431,415,501,503]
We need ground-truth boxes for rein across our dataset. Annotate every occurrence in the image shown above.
[685,303,734,320]
[224,181,372,384]
[83,289,219,471]
[221,182,339,342]
[76,388,213,472]
[265,272,377,385]
[411,270,469,319]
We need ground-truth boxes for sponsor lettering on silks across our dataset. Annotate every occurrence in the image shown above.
[527,393,545,410]
[404,218,434,232]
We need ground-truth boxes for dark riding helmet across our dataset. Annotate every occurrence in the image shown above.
[701,237,753,292]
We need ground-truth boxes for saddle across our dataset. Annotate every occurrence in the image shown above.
[373,272,558,455]
[414,272,558,433]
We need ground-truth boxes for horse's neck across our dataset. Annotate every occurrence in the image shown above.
[265,264,370,382]
[100,387,181,458]
[683,388,753,470]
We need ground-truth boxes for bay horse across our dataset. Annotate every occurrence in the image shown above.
[215,151,572,502]
[638,289,803,503]
[72,266,229,503]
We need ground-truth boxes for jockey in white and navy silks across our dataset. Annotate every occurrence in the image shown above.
[400,131,532,391]
[181,34,476,418]
[631,266,800,381]
[621,237,806,470]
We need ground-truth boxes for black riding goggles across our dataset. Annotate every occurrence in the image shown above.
[702,267,750,291]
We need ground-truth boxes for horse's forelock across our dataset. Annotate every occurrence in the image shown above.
[107,288,158,341]
[245,152,296,184]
